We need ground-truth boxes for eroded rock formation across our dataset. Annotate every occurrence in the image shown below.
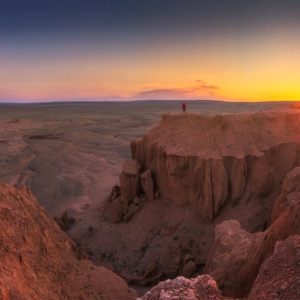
[249,235,300,300]
[138,275,232,300]
[204,167,300,297]
[112,160,156,223]
[0,181,137,300]
[137,235,300,300]
[131,110,300,221]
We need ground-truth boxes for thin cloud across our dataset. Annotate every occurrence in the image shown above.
[132,80,223,100]
[195,79,220,91]
[133,89,189,100]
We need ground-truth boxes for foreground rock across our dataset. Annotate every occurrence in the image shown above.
[250,235,300,300]
[204,167,300,297]
[0,181,137,300]
[138,275,234,300]
[139,235,300,300]
[131,110,300,221]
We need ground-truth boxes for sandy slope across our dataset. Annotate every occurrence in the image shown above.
[0,181,137,300]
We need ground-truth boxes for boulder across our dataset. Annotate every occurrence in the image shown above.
[181,261,197,278]
[250,235,300,300]
[141,170,155,201]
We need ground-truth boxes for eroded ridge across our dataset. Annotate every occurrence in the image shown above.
[131,110,300,221]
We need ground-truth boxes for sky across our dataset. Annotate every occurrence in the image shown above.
[1,0,300,102]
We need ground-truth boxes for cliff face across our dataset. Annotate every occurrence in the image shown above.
[204,167,300,298]
[138,235,300,300]
[131,111,300,221]
[0,181,137,300]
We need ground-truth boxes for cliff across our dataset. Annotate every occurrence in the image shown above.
[204,166,300,297]
[0,181,137,300]
[138,235,300,300]
[131,110,300,221]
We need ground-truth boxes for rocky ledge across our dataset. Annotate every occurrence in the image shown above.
[130,110,300,221]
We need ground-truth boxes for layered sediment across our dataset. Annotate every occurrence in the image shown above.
[131,110,300,221]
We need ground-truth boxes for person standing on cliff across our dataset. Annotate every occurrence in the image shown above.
[182,102,186,112]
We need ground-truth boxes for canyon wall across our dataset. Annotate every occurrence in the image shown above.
[139,234,300,300]
[131,110,300,221]
[204,166,300,298]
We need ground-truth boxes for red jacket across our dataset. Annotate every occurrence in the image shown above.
[182,102,186,109]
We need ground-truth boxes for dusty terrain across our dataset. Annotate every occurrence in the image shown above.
[0,100,296,296]
[0,181,137,300]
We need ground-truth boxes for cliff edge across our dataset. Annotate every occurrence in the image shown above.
[131,110,300,221]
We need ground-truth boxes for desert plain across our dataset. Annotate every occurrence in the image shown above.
[0,100,296,296]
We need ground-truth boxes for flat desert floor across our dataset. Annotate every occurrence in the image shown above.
[0,100,294,293]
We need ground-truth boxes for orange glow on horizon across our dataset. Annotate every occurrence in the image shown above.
[1,27,300,102]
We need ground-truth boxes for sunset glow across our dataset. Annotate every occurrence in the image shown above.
[1,0,300,102]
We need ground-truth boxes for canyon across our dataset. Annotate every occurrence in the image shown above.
[1,101,300,299]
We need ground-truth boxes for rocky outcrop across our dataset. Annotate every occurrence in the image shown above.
[119,159,142,210]
[0,181,137,300]
[139,236,300,300]
[138,275,232,300]
[54,211,75,231]
[112,160,156,223]
[204,167,300,297]
[131,111,300,221]
[204,220,264,297]
[271,166,300,222]
[250,235,300,300]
